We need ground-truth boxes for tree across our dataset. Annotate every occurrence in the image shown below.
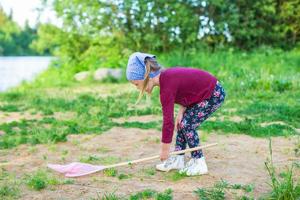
[0,6,41,55]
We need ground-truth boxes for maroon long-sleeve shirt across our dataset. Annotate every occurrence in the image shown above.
[159,67,218,143]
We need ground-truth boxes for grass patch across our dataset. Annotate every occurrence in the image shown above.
[194,181,226,200]
[91,188,173,200]
[23,169,74,191]
[194,180,254,200]
[143,167,156,176]
[129,188,173,200]
[103,168,118,177]
[263,139,300,199]
[155,189,173,200]
[24,170,53,190]
[0,104,21,112]
[0,170,20,200]
[129,189,157,200]
[164,171,188,182]
[79,155,101,164]
[118,173,132,180]
[0,91,27,101]
[238,102,300,128]
[115,121,161,130]
[80,155,120,165]
[0,183,20,200]
[100,192,122,200]
[201,119,296,137]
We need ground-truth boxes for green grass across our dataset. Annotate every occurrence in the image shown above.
[129,189,157,200]
[100,192,122,200]
[0,88,161,149]
[115,121,161,130]
[25,170,48,190]
[0,184,20,200]
[164,171,188,181]
[262,139,300,199]
[194,180,254,200]
[129,188,173,200]
[117,173,132,180]
[238,101,300,128]
[142,167,156,176]
[93,188,173,200]
[103,168,118,177]
[201,119,295,137]
[79,155,102,163]
[23,169,74,191]
[0,170,20,200]
[80,155,120,165]
[0,104,21,112]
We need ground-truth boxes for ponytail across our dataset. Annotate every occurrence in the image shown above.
[136,57,161,104]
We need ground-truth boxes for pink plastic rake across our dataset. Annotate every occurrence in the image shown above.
[47,143,217,177]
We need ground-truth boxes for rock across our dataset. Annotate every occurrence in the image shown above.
[93,68,110,81]
[94,68,123,81]
[74,71,90,81]
[108,69,123,79]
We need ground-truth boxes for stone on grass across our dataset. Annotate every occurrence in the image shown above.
[108,69,123,79]
[94,68,110,81]
[74,71,90,82]
[94,68,123,81]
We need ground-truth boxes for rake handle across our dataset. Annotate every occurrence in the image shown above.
[105,143,218,169]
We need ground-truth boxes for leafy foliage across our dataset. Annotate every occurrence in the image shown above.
[0,6,42,55]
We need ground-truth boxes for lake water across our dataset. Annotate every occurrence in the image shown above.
[0,57,53,92]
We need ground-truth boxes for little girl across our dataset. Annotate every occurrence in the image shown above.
[126,52,226,176]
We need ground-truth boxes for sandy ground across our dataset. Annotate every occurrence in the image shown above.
[1,123,299,200]
[0,111,43,124]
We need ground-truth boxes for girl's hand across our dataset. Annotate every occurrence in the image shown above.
[175,112,183,131]
[175,105,186,131]
[160,142,171,161]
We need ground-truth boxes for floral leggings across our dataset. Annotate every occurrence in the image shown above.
[175,81,226,158]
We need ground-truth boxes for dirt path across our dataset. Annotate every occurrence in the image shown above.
[0,126,299,200]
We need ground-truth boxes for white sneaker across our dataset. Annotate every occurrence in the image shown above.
[156,155,185,172]
[179,157,208,176]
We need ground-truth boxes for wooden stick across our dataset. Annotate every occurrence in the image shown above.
[105,143,218,169]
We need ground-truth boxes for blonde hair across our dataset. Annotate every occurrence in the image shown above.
[136,57,161,104]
